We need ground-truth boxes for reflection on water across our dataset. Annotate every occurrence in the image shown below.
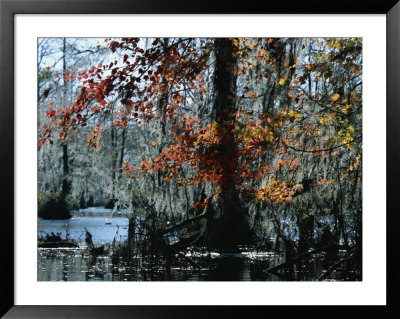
[37,248,289,281]
[38,216,332,281]
[38,249,115,281]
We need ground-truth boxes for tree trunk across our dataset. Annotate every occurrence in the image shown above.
[207,38,252,248]
[118,128,126,179]
[60,38,71,204]
[109,113,118,204]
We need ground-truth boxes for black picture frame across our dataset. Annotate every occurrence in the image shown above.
[1,0,399,318]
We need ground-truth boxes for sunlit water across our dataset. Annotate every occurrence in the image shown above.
[38,216,129,244]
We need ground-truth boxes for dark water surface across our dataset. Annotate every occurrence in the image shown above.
[38,217,329,281]
[37,248,291,281]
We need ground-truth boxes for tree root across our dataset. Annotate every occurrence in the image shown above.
[160,211,208,235]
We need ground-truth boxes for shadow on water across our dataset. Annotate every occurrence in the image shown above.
[203,257,249,281]
[38,249,304,281]
[38,217,360,281]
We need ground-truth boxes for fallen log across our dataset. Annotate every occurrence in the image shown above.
[318,248,359,281]
[38,241,79,249]
[264,244,335,274]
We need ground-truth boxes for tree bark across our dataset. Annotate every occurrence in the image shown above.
[207,38,252,248]
[60,38,71,203]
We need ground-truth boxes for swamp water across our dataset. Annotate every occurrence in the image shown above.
[38,216,332,281]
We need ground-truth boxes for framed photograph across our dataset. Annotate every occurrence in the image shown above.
[1,0,399,317]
